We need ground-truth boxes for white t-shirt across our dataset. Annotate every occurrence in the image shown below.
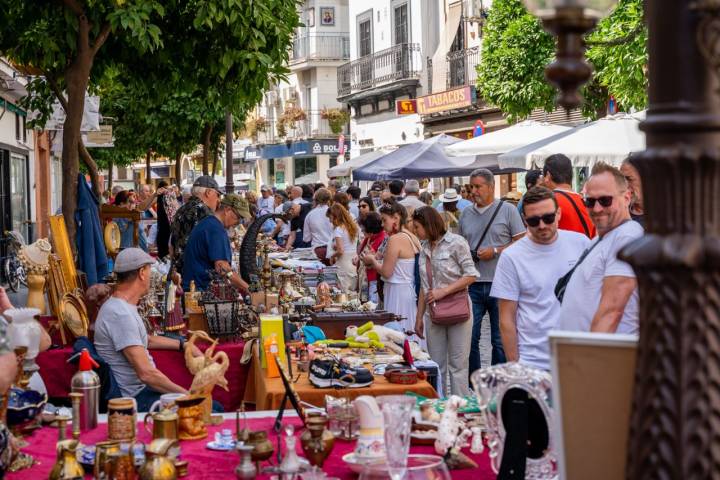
[303,205,334,247]
[274,205,291,237]
[491,230,591,370]
[333,226,357,256]
[558,220,644,334]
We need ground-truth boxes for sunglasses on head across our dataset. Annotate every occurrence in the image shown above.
[524,212,557,227]
[584,195,614,208]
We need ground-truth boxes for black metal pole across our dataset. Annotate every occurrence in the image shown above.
[225,110,235,194]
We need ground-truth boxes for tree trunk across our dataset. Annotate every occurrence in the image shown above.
[201,123,212,176]
[145,148,152,184]
[107,157,114,193]
[211,147,219,176]
[78,139,102,200]
[174,151,182,188]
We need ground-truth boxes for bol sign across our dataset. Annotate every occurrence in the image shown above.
[396,99,418,115]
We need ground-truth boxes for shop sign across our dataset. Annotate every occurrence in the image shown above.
[396,99,417,115]
[416,86,476,115]
[84,125,113,147]
[244,146,262,162]
[310,139,350,155]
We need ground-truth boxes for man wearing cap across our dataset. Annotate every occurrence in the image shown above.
[169,176,223,274]
[95,248,203,411]
[182,194,252,292]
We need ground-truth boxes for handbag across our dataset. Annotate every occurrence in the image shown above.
[425,250,470,325]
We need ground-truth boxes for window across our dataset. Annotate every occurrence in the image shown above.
[15,113,20,141]
[357,11,373,57]
[393,2,409,45]
[295,157,317,179]
[22,116,26,143]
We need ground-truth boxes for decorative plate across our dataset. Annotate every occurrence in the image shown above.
[60,292,89,338]
[104,222,121,254]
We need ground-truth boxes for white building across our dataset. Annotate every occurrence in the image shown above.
[242,0,351,188]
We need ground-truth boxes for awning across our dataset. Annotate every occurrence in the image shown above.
[327,150,389,177]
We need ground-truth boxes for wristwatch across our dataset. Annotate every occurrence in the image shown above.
[226,270,234,279]
[493,247,499,258]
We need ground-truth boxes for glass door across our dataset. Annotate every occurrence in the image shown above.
[393,3,409,75]
[9,153,29,242]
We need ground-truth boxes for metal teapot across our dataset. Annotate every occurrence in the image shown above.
[139,438,179,480]
[49,439,84,480]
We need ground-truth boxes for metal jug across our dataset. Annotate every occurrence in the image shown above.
[49,439,84,480]
[139,439,179,480]
[144,409,179,441]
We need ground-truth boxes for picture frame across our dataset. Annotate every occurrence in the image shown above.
[320,7,335,26]
[274,354,306,424]
[306,7,315,28]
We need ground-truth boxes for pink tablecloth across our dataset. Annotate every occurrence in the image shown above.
[6,415,495,479]
[36,342,249,412]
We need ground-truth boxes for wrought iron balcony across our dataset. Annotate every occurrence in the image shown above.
[337,43,422,98]
[446,46,480,90]
[255,110,348,144]
[290,34,350,64]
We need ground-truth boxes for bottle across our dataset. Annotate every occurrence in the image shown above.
[263,334,280,378]
[70,348,100,431]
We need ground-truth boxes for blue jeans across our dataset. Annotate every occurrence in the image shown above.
[468,282,506,380]
[134,387,225,413]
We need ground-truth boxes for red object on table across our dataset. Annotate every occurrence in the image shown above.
[36,341,249,412]
[6,415,495,479]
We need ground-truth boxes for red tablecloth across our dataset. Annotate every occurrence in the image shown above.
[36,342,249,412]
[6,415,495,479]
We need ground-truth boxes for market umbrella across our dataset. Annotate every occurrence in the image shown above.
[352,134,492,180]
[498,112,646,170]
[327,149,389,178]
[444,120,572,158]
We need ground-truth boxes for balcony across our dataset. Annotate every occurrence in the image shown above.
[290,34,350,68]
[337,43,422,99]
[255,110,349,144]
[427,47,481,94]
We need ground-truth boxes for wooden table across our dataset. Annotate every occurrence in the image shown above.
[244,344,438,410]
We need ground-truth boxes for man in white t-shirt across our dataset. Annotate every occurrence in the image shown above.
[558,163,644,334]
[491,186,590,370]
[303,188,335,263]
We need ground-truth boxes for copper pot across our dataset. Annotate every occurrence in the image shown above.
[300,415,335,467]
[246,430,274,463]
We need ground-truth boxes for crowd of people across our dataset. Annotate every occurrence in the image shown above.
[82,150,645,408]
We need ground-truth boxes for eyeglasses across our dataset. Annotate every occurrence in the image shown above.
[524,212,557,227]
[584,196,614,209]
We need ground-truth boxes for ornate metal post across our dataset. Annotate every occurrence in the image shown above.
[621,0,720,477]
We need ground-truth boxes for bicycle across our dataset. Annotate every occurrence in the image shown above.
[0,231,26,292]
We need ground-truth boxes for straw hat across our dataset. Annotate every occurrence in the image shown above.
[439,188,460,203]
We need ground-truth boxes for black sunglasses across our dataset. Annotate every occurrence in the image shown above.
[525,212,557,227]
[584,195,614,209]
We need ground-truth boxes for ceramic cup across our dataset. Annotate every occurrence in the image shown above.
[148,393,185,414]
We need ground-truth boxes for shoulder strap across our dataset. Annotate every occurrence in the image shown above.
[399,231,420,254]
[555,190,590,237]
[567,237,602,277]
[473,200,505,253]
[425,249,434,290]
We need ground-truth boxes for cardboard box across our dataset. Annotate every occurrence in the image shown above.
[259,314,286,371]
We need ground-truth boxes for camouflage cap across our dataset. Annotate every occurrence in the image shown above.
[221,194,252,220]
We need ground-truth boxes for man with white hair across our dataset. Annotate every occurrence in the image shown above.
[169,176,222,273]
[399,179,426,211]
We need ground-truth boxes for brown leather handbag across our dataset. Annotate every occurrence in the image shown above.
[425,250,470,325]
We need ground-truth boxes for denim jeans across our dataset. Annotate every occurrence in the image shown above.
[468,282,506,381]
[133,387,225,413]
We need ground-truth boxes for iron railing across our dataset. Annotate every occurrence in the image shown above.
[255,110,348,144]
[446,47,480,90]
[337,43,422,97]
[290,34,350,64]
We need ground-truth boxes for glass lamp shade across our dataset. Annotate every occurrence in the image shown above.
[522,0,618,18]
[4,308,43,360]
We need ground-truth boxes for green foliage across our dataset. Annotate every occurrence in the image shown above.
[477,0,647,121]
[476,0,556,123]
[586,0,647,113]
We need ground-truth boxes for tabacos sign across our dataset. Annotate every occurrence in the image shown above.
[416,86,476,115]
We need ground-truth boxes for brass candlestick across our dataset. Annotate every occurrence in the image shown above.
[70,393,83,441]
[55,415,70,442]
[13,346,29,390]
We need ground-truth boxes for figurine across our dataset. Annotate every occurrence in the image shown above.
[434,395,477,470]
[184,331,219,375]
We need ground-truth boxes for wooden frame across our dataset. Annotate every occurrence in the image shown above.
[48,215,78,292]
[99,204,141,258]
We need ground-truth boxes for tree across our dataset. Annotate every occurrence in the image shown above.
[476,0,556,123]
[0,0,164,244]
[476,0,647,121]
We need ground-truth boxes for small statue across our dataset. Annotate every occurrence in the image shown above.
[184,331,219,376]
[434,396,477,470]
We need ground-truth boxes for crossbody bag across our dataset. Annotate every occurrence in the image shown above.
[470,200,505,263]
[425,249,471,325]
[554,239,601,303]
[554,190,590,238]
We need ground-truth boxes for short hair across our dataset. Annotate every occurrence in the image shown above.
[525,170,542,190]
[378,200,408,226]
[404,179,420,194]
[191,185,206,197]
[275,190,288,202]
[111,185,125,195]
[412,206,447,242]
[360,211,383,234]
[543,154,573,185]
[115,266,143,284]
[521,186,558,215]
[333,191,350,210]
[590,162,628,191]
[313,182,326,192]
[301,184,314,199]
[469,168,494,185]
[347,185,361,200]
[388,180,405,196]
[314,188,332,205]
[114,190,131,206]
[359,196,376,212]
[328,179,341,190]
[157,180,169,189]
[419,192,433,205]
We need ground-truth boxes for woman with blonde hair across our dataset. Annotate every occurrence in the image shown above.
[326,203,359,292]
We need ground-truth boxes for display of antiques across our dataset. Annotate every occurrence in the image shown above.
[184,331,230,422]
[17,238,51,312]
[471,362,556,478]
[200,272,256,341]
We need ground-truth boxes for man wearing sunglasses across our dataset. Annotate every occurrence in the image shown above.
[491,187,590,370]
[557,163,644,334]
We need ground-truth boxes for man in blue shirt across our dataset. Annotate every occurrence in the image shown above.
[182,194,252,292]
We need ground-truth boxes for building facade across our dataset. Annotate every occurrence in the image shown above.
[242,0,351,188]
